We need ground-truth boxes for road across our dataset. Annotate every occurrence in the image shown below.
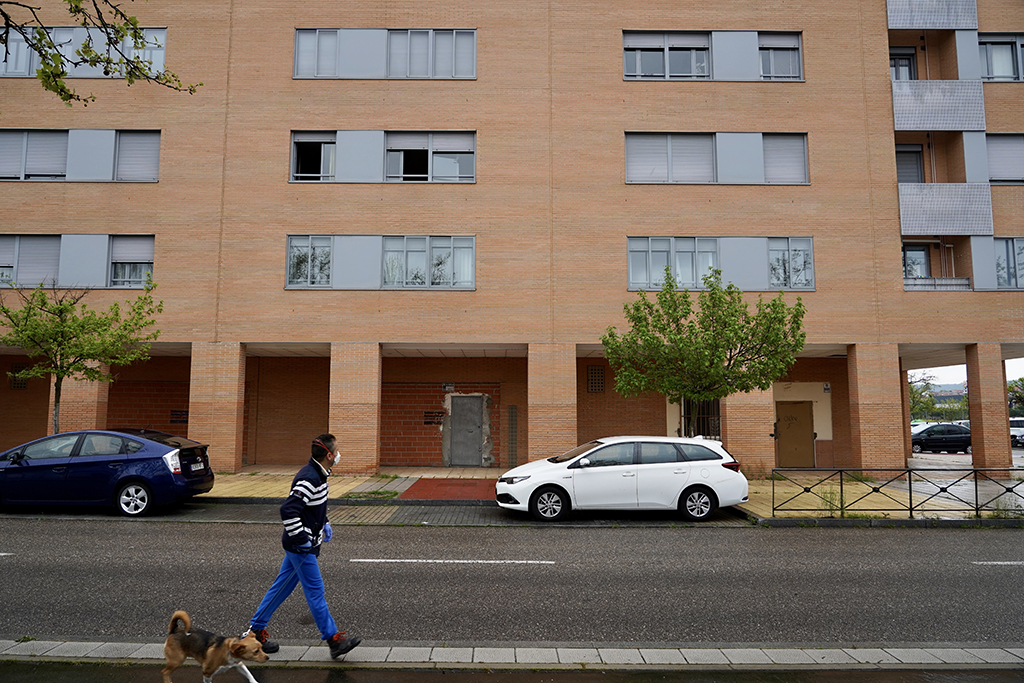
[0,515,1022,647]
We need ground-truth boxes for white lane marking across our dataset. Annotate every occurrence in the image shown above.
[0,553,13,557]
[972,561,1024,565]
[351,559,554,565]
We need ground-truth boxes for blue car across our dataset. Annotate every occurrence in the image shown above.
[0,429,214,516]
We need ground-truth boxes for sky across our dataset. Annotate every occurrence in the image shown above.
[919,359,1024,386]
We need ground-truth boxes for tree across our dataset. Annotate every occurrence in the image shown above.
[0,0,200,105]
[0,281,163,433]
[907,371,938,420]
[1008,378,1024,410]
[601,268,806,436]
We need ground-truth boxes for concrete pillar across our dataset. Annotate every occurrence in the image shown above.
[847,343,905,469]
[329,342,381,476]
[720,388,775,478]
[900,361,912,460]
[48,364,109,434]
[527,343,577,462]
[966,343,1011,468]
[188,342,245,472]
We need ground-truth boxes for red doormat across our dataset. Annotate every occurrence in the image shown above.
[399,479,498,500]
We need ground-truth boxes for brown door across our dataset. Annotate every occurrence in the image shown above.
[775,401,815,468]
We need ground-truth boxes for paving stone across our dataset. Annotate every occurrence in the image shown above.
[83,642,147,658]
[516,648,559,663]
[800,649,857,664]
[1005,649,1024,661]
[387,646,432,662]
[680,649,730,664]
[723,648,773,664]
[0,641,16,654]
[274,646,311,661]
[965,648,1024,663]
[5,641,62,656]
[843,648,901,664]
[765,649,816,664]
[339,646,390,662]
[557,648,601,664]
[45,642,103,658]
[923,648,985,664]
[599,648,645,664]
[128,643,165,659]
[640,648,686,664]
[884,648,943,664]
[299,646,334,662]
[474,647,516,663]
[430,647,474,663]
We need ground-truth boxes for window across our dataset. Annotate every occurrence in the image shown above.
[678,443,722,461]
[890,47,917,80]
[979,35,1022,81]
[759,33,802,80]
[0,130,68,180]
[0,129,159,181]
[115,131,161,181]
[383,236,474,288]
[291,132,336,181]
[987,134,1024,183]
[639,443,680,464]
[1,27,166,78]
[386,132,475,182]
[0,235,60,287]
[625,132,807,184]
[896,144,925,183]
[293,28,475,79]
[995,238,1024,288]
[109,235,154,287]
[80,434,125,457]
[768,238,814,289]
[628,237,718,289]
[287,235,332,287]
[903,244,931,278]
[582,443,635,467]
[20,434,80,460]
[623,32,710,80]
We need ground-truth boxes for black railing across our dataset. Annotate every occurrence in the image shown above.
[772,468,1024,519]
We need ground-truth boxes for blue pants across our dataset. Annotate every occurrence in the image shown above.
[250,551,338,640]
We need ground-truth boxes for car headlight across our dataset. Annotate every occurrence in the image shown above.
[498,475,530,485]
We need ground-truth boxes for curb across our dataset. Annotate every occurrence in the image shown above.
[196,497,499,507]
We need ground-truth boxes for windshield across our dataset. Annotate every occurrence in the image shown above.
[549,441,601,463]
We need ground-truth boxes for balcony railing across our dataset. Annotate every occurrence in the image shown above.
[904,276,971,291]
[887,0,977,30]
[898,183,993,235]
[892,80,985,131]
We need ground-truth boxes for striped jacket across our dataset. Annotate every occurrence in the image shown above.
[280,457,329,556]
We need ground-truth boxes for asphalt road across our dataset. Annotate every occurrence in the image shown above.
[0,517,1022,647]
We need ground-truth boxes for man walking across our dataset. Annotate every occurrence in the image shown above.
[243,433,361,659]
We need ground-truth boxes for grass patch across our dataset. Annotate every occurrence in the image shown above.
[342,490,400,500]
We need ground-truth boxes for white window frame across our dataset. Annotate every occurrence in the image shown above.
[768,237,814,289]
[291,132,337,182]
[0,130,69,180]
[625,133,716,183]
[286,235,333,287]
[979,34,1022,81]
[382,235,475,289]
[627,237,719,290]
[108,235,154,288]
[114,130,161,182]
[623,32,710,80]
[759,33,802,81]
[995,237,1024,289]
[387,29,476,79]
[0,27,166,78]
[385,132,475,183]
[0,234,60,287]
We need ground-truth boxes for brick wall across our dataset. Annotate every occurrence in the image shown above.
[576,359,665,444]
[0,356,49,450]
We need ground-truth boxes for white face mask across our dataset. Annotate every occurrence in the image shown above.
[332,451,341,467]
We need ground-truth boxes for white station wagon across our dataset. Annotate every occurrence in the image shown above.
[495,436,749,522]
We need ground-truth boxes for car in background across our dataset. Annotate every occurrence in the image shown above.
[0,429,214,516]
[495,436,749,522]
[910,422,971,454]
[1010,419,1024,447]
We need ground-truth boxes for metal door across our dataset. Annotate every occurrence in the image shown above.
[450,395,483,466]
[775,401,815,468]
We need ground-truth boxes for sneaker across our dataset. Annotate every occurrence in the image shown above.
[245,627,280,654]
[327,632,361,659]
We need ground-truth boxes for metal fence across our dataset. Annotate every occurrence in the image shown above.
[772,467,1024,519]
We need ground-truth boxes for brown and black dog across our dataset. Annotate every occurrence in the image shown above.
[163,610,269,683]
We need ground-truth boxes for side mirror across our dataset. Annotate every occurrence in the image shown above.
[578,457,591,468]
[8,451,24,464]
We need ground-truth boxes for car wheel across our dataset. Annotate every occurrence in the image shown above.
[966,445,972,454]
[911,443,923,453]
[680,486,718,522]
[116,482,152,517]
[529,487,569,522]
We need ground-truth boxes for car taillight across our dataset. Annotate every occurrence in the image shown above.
[162,449,182,474]
[723,461,741,472]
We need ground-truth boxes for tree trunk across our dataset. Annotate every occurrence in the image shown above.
[52,376,62,434]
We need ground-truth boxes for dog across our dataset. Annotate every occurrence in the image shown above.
[163,610,269,683]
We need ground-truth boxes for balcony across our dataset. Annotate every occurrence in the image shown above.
[887,0,977,30]
[898,183,993,235]
[891,81,985,131]
[903,277,972,291]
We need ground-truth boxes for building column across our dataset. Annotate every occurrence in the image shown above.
[720,388,775,478]
[966,343,1011,468]
[847,343,905,469]
[527,343,577,463]
[329,342,381,476]
[48,364,109,434]
[900,360,912,460]
[188,342,245,472]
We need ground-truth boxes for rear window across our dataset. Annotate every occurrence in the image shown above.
[679,444,723,461]
[116,429,203,449]
[1010,420,1024,429]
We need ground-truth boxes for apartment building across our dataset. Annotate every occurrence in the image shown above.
[1,0,1021,476]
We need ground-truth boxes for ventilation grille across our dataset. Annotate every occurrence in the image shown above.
[587,365,606,393]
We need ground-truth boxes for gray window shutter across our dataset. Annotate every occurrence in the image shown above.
[896,146,924,183]
[0,131,24,178]
[0,235,15,266]
[763,134,807,183]
[111,235,155,262]
[431,132,475,151]
[623,33,665,48]
[625,134,669,182]
[759,33,801,48]
[316,29,338,76]
[386,132,429,149]
[987,134,1024,180]
[115,131,160,181]
[16,235,60,286]
[24,131,68,177]
[670,134,714,182]
[294,30,317,77]
[667,33,710,48]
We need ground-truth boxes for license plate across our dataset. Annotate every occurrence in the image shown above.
[190,463,205,472]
